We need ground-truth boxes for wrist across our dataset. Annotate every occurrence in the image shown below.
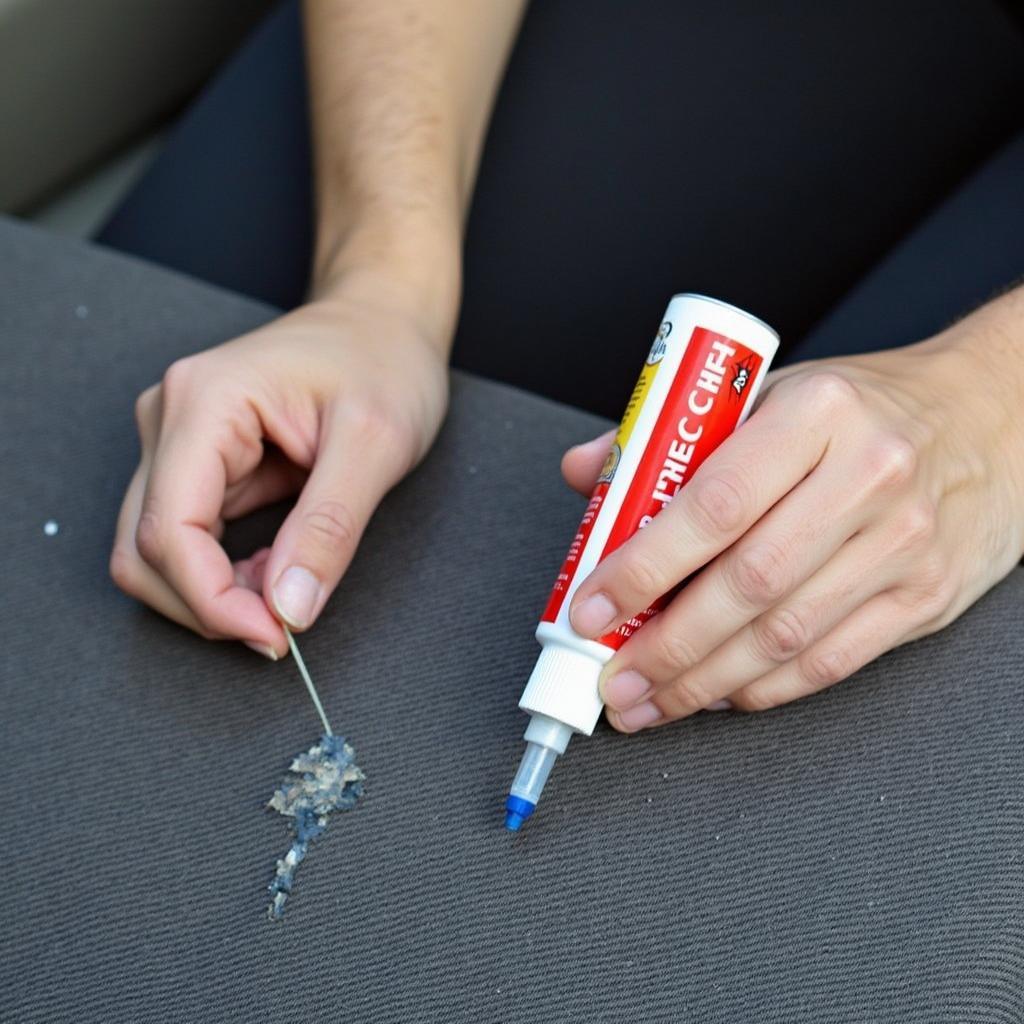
[922,289,1024,533]
[310,209,462,353]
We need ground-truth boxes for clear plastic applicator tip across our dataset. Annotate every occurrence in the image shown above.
[504,714,572,831]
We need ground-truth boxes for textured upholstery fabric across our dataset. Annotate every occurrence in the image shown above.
[2,217,1023,1022]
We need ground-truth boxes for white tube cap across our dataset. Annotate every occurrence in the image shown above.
[518,642,606,735]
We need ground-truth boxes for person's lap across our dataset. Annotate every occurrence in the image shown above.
[98,0,1024,417]
[791,132,1024,363]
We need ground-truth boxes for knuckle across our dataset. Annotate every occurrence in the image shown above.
[916,591,954,624]
[890,499,938,553]
[690,469,749,536]
[109,545,141,595]
[729,540,791,607]
[911,553,956,617]
[798,371,860,416]
[618,548,668,602]
[932,578,958,617]
[302,499,359,553]
[801,645,855,689]
[160,356,200,399]
[667,674,717,716]
[752,604,811,662]
[133,385,159,431]
[927,600,960,632]
[866,434,918,491]
[184,614,221,641]
[218,408,263,465]
[192,608,223,641]
[730,688,775,713]
[134,507,165,566]
[651,627,702,674]
[341,400,416,457]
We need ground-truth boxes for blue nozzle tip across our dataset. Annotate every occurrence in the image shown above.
[504,795,535,832]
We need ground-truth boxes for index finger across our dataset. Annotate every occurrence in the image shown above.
[568,374,848,638]
[136,416,286,651]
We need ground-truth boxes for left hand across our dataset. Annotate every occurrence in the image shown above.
[561,292,1024,730]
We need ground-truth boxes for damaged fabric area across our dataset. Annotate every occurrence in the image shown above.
[266,733,365,920]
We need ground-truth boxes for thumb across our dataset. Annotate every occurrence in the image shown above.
[561,428,617,496]
[263,411,407,631]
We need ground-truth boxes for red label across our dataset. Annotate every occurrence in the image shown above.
[541,325,763,647]
[541,488,607,623]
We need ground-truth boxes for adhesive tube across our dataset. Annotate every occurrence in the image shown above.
[505,293,779,831]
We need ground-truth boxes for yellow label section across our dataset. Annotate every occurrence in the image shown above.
[597,353,661,484]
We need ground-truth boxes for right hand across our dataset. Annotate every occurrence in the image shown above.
[110,271,450,658]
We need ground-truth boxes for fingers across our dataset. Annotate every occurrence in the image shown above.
[222,448,307,520]
[263,405,410,631]
[569,385,835,638]
[233,547,272,593]
[110,460,211,636]
[113,383,298,657]
[137,407,287,652]
[602,489,951,728]
[598,453,867,702]
[561,429,617,496]
[603,529,894,729]
[726,591,912,712]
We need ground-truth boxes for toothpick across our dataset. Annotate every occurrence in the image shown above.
[284,627,334,736]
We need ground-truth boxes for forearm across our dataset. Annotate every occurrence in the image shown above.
[303,0,526,343]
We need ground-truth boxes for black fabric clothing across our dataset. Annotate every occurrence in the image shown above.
[792,131,1024,364]
[98,1,313,313]
[98,1,1024,418]
[4,215,1024,1022]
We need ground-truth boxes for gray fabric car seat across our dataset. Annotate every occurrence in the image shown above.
[2,217,1023,1022]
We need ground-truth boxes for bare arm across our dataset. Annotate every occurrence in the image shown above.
[111,2,527,654]
[304,0,526,343]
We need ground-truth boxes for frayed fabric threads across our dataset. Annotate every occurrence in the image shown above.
[266,734,364,920]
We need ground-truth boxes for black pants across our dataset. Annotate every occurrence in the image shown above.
[99,1,1024,418]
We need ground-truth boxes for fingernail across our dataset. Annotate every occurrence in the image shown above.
[706,698,733,711]
[602,670,653,710]
[571,592,618,636]
[617,700,663,732]
[273,566,321,629]
[245,641,278,661]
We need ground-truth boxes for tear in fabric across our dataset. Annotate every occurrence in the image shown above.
[266,734,364,920]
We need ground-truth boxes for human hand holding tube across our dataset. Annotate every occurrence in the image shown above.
[563,288,1024,727]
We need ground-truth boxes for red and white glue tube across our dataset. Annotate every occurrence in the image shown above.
[504,294,779,830]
